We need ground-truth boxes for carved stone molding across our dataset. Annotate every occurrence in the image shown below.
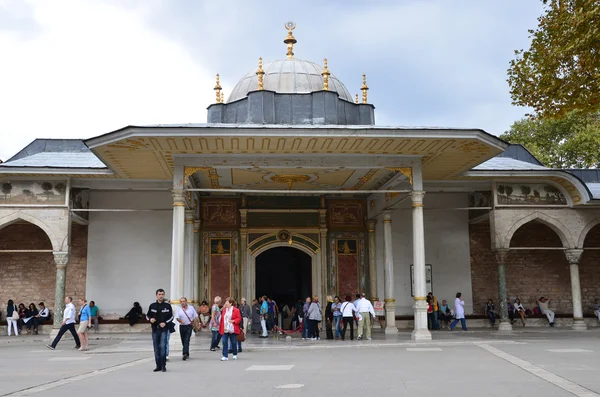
[564,249,584,265]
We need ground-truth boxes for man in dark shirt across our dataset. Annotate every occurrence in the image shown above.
[146,289,173,372]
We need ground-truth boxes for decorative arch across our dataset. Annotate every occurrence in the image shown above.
[249,241,320,302]
[578,218,600,248]
[0,211,60,251]
[504,211,574,249]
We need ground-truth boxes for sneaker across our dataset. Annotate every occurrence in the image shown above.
[46,344,55,350]
[221,357,228,361]
[232,355,237,360]
[153,367,161,372]
[161,367,166,372]
[74,345,81,349]
[302,338,305,340]
[183,354,189,361]
[367,338,372,340]
[357,336,362,340]
[166,356,169,362]
[210,348,216,351]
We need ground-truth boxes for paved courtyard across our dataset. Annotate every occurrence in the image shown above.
[0,329,599,396]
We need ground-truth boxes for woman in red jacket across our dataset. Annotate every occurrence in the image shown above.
[219,297,241,361]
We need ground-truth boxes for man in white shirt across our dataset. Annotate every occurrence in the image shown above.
[46,296,81,350]
[176,297,198,361]
[537,296,555,326]
[356,293,376,340]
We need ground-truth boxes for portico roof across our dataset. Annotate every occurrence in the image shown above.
[84,124,507,189]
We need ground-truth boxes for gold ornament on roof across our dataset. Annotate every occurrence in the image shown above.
[355,94,359,104]
[361,74,369,104]
[256,57,265,90]
[284,21,297,59]
[321,58,330,90]
[220,91,224,104]
[271,173,310,189]
[214,74,222,103]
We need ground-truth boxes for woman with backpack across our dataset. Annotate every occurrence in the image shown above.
[6,299,19,336]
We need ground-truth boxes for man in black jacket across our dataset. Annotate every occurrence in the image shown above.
[146,289,173,372]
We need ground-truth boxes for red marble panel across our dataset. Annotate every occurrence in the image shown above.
[337,255,359,298]
[210,255,231,300]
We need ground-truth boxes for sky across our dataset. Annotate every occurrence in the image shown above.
[0,0,544,161]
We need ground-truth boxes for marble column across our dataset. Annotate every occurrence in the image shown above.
[368,219,377,301]
[52,252,69,329]
[183,209,195,300]
[382,210,398,334]
[240,209,249,300]
[494,249,512,331]
[168,190,185,349]
[193,219,201,303]
[410,191,431,341]
[565,249,586,331]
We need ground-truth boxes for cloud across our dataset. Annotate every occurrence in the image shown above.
[0,0,213,160]
[0,0,544,160]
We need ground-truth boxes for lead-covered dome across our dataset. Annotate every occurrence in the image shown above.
[227,58,354,103]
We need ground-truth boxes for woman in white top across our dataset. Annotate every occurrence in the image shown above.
[514,298,526,326]
[340,295,357,341]
[449,292,467,331]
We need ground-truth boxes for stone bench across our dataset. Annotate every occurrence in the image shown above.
[391,314,599,329]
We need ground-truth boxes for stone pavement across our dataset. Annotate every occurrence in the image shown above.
[0,328,599,396]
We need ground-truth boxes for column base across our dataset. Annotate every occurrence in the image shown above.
[411,328,432,341]
[572,318,587,331]
[384,325,399,335]
[497,321,513,332]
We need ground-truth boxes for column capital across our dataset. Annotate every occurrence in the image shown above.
[193,219,201,232]
[494,249,510,264]
[565,249,584,265]
[172,189,185,207]
[368,219,377,231]
[184,209,195,223]
[53,252,69,268]
[410,190,425,206]
[382,209,393,222]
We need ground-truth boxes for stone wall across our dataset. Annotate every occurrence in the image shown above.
[0,223,88,319]
[470,221,600,315]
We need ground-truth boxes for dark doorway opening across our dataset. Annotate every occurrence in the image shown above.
[255,247,312,307]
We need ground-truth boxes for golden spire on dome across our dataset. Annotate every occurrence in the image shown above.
[361,74,369,104]
[321,58,330,90]
[355,94,359,104]
[214,74,222,103]
[256,57,265,90]
[283,21,297,59]
[220,91,224,104]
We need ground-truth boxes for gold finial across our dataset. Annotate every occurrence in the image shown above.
[283,21,297,59]
[361,74,369,104]
[220,91,224,104]
[355,94,359,104]
[214,74,222,103]
[321,58,330,90]
[256,57,265,90]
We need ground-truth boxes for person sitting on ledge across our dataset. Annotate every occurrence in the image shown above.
[592,299,600,322]
[536,297,555,327]
[485,299,497,327]
[438,299,452,328]
[514,298,526,327]
[124,302,144,326]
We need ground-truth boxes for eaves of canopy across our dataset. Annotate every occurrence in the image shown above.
[462,169,597,206]
[85,124,507,192]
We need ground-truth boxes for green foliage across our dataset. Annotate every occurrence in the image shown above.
[508,0,600,118]
[500,111,600,168]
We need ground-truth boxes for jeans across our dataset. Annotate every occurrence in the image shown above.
[91,316,99,331]
[179,324,192,356]
[433,311,439,330]
[342,316,354,340]
[302,319,308,339]
[487,312,496,325]
[333,316,342,338]
[166,330,171,357]
[449,318,467,331]
[222,333,237,358]
[51,323,81,348]
[211,330,222,349]
[152,328,168,369]
[260,318,268,337]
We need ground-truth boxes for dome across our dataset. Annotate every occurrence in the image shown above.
[227,58,354,103]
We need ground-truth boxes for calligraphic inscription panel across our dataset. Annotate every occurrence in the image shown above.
[327,200,366,230]
[201,199,239,229]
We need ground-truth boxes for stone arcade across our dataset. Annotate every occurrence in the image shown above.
[1,25,600,340]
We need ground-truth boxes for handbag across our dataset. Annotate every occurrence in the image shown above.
[236,330,246,342]
[11,306,19,320]
[183,308,201,332]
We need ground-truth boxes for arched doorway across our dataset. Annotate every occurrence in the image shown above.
[255,247,312,306]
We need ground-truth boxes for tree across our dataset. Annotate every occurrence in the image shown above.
[40,182,54,200]
[500,111,600,168]
[520,185,532,198]
[508,0,600,118]
[1,182,12,201]
[54,182,67,196]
